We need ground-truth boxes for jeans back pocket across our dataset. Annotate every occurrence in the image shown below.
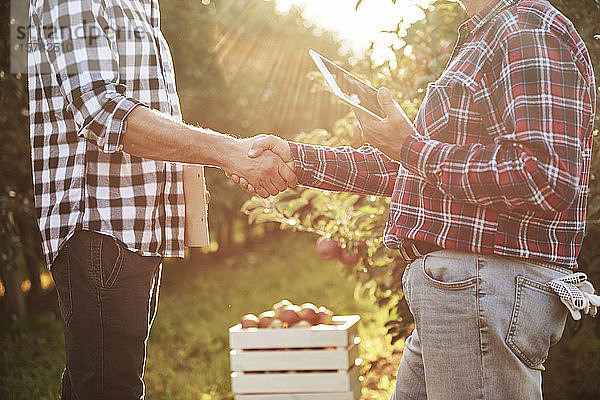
[506,276,567,370]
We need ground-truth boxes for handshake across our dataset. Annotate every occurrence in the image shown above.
[223,134,297,198]
[220,86,410,198]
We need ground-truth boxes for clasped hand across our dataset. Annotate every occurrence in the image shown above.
[227,87,417,197]
[223,135,296,198]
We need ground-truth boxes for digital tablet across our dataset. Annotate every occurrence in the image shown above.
[309,49,385,121]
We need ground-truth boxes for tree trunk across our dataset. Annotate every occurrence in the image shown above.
[0,263,26,318]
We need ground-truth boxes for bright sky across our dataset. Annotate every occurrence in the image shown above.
[275,0,425,60]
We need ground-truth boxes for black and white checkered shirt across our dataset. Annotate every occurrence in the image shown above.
[28,0,185,267]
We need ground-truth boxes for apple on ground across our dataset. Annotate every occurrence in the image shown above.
[240,314,259,329]
[258,310,276,328]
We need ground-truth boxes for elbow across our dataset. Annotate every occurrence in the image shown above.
[539,185,579,213]
[521,154,581,213]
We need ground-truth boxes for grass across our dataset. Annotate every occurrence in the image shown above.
[0,232,402,400]
[3,231,600,399]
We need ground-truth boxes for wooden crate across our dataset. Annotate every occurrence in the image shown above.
[230,345,359,371]
[229,315,361,399]
[229,315,360,349]
[234,384,360,400]
[231,366,360,394]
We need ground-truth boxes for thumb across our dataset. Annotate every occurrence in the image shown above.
[377,87,397,117]
[247,137,272,158]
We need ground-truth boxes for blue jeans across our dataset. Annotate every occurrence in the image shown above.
[392,250,569,400]
[50,229,162,400]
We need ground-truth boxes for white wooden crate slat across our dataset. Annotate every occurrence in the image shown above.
[230,315,359,349]
[230,344,359,371]
[232,366,359,394]
[234,382,361,400]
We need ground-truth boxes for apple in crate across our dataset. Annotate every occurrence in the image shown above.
[240,314,259,329]
[292,320,312,328]
[258,310,276,328]
[299,302,319,324]
[272,299,292,318]
[317,306,334,325]
[278,305,301,326]
[269,319,283,329]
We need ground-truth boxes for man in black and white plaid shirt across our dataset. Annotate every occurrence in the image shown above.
[28,0,295,398]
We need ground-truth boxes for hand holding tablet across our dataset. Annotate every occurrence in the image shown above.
[310,49,417,160]
[310,49,407,121]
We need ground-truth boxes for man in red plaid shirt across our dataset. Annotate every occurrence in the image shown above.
[232,0,598,398]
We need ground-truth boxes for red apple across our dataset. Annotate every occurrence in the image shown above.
[272,299,293,318]
[316,237,342,261]
[299,303,319,324]
[258,310,275,328]
[317,306,334,325]
[240,314,259,329]
[340,250,361,266]
[278,305,301,326]
[340,241,366,266]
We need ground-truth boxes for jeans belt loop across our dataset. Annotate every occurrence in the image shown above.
[400,240,441,263]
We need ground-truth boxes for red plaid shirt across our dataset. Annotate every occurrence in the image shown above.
[289,0,596,269]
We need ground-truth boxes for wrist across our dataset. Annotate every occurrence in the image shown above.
[200,130,238,169]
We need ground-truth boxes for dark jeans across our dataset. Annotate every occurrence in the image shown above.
[51,229,163,400]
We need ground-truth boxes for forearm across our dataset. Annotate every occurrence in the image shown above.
[399,134,581,213]
[123,106,233,168]
[290,142,399,197]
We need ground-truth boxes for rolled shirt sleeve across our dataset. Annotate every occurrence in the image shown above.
[30,0,141,153]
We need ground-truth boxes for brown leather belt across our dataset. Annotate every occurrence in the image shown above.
[399,240,442,263]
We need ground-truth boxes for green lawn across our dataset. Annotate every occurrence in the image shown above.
[0,232,402,400]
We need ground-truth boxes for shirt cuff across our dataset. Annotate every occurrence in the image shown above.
[288,141,315,185]
[71,86,142,153]
[399,133,453,184]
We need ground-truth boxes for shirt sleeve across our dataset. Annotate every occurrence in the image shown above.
[289,141,400,197]
[31,0,141,153]
[399,29,594,213]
